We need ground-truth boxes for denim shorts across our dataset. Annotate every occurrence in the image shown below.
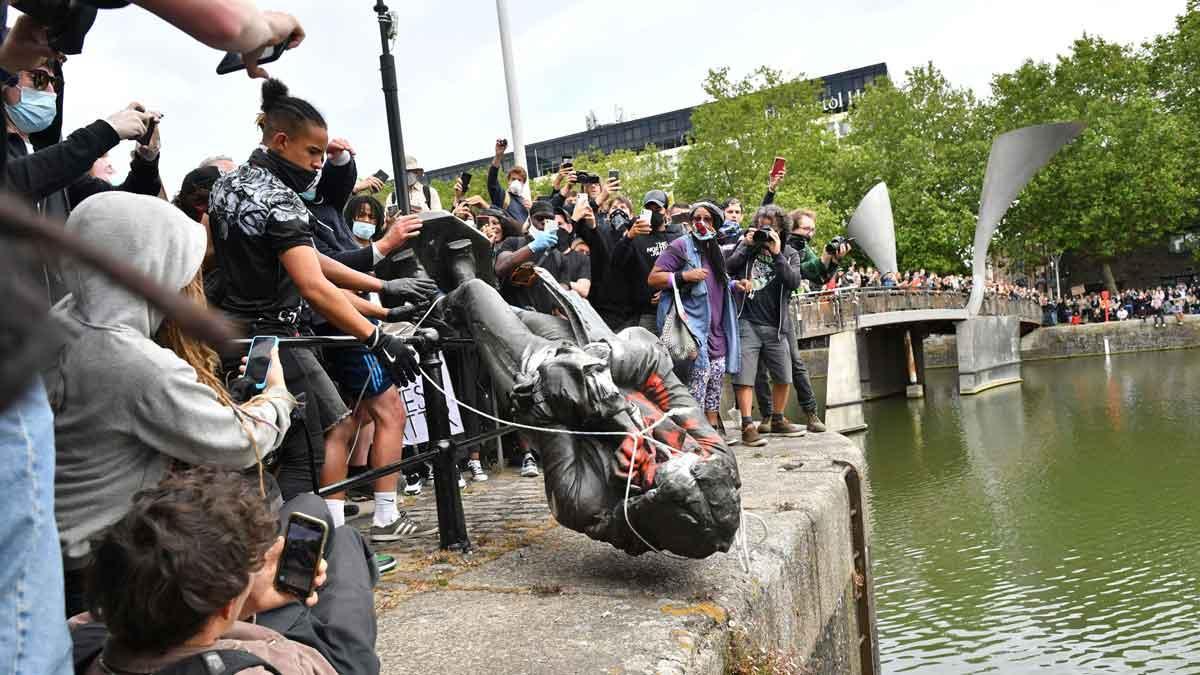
[732,321,792,387]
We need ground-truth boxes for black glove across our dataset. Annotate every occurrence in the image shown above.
[384,302,430,323]
[365,327,420,386]
[381,277,438,305]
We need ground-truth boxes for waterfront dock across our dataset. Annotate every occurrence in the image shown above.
[359,431,875,674]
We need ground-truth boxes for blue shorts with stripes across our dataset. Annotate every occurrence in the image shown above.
[324,345,394,401]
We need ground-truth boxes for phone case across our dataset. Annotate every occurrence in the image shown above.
[275,512,328,597]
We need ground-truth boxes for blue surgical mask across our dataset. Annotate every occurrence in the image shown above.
[352,221,376,241]
[5,87,57,134]
[299,188,317,201]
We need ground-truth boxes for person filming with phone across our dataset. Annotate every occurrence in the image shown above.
[69,466,380,674]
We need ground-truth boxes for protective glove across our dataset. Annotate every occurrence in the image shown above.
[381,277,438,305]
[529,228,558,254]
[364,327,420,386]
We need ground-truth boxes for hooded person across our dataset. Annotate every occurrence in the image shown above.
[649,201,742,424]
[44,192,298,617]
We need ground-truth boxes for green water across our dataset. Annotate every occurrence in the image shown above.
[858,350,1200,673]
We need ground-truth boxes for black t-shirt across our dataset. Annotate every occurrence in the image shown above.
[742,249,786,328]
[497,235,568,307]
[562,250,592,286]
[208,163,315,329]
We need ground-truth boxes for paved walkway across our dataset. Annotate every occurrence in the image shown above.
[348,465,556,611]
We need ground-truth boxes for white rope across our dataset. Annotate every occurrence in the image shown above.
[404,296,765,567]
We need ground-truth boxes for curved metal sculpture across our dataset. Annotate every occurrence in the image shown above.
[967,122,1085,315]
[847,182,898,276]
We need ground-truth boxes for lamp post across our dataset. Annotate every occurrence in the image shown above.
[494,0,526,171]
[374,1,410,214]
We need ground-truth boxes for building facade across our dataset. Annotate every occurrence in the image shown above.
[425,63,888,184]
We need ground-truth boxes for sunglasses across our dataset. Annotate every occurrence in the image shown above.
[28,70,55,91]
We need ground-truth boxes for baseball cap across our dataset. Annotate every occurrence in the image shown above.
[643,190,668,208]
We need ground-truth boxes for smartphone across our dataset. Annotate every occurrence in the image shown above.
[275,512,328,598]
[372,169,390,183]
[561,155,573,169]
[244,335,278,391]
[544,215,559,235]
[639,209,653,226]
[460,171,472,191]
[770,156,787,179]
[216,34,294,75]
[608,169,619,181]
[386,204,401,219]
[138,115,158,146]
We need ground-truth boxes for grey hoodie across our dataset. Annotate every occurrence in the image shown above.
[45,193,295,563]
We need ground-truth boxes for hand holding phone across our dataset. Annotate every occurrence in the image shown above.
[274,513,328,598]
[244,336,280,391]
[373,169,390,183]
[460,171,473,192]
[216,32,295,76]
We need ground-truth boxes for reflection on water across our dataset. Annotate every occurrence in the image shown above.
[862,350,1200,673]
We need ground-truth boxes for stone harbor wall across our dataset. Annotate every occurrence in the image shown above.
[370,432,878,674]
[1019,315,1200,361]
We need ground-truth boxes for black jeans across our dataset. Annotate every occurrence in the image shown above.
[754,325,817,418]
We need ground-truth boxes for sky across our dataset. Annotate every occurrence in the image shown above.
[44,0,1187,193]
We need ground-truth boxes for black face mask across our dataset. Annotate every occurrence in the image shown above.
[250,147,319,195]
[650,211,665,229]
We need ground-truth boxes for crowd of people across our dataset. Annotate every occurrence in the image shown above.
[1040,283,1200,326]
[2,3,856,669]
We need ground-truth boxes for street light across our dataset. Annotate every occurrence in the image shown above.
[374,1,410,214]
[494,0,526,171]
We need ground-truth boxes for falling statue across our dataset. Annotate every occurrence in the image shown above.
[379,213,742,559]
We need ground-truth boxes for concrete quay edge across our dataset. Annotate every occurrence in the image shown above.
[373,432,872,675]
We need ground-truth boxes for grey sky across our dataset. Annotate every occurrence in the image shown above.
[53,0,1184,195]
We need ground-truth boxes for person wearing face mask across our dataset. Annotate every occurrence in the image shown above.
[404,154,442,212]
[648,202,746,426]
[3,61,159,209]
[485,138,531,224]
[611,189,682,334]
[589,194,637,330]
[208,79,438,505]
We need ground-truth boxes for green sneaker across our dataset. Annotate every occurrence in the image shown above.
[375,552,397,575]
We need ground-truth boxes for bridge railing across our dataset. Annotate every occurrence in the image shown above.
[789,287,1042,339]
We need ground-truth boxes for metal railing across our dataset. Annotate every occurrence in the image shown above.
[788,287,1043,339]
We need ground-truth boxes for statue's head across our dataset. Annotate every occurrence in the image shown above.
[513,342,625,424]
[627,451,742,557]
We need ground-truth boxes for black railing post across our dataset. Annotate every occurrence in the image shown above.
[419,340,471,553]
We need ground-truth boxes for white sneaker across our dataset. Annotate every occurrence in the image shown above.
[520,452,540,478]
[403,475,423,496]
[468,459,489,482]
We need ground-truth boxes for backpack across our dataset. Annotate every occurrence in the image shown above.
[73,621,283,675]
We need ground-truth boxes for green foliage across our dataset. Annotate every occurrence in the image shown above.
[987,34,1197,265]
[566,145,676,206]
[674,66,836,210]
[831,64,990,272]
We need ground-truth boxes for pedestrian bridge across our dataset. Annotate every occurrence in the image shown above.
[784,288,1044,433]
[790,288,1042,339]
